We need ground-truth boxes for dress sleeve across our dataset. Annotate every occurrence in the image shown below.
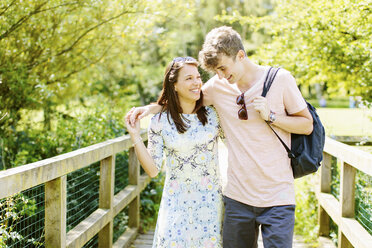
[215,109,225,141]
[147,114,164,171]
[218,121,225,141]
[209,107,225,141]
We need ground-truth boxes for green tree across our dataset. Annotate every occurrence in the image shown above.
[218,0,372,102]
[0,0,197,169]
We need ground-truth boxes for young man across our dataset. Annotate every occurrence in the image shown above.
[129,26,313,247]
[198,26,312,248]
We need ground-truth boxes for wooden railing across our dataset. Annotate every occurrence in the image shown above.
[318,137,372,248]
[0,132,150,248]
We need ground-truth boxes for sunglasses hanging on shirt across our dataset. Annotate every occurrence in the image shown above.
[236,92,248,120]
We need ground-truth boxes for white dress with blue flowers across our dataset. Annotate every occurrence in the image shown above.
[147,106,223,248]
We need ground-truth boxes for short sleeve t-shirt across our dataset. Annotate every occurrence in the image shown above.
[202,67,307,207]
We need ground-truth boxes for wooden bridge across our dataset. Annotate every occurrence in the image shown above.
[0,133,371,247]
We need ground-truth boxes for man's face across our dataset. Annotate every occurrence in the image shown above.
[214,52,244,84]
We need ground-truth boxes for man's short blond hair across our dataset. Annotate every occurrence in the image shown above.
[199,26,245,72]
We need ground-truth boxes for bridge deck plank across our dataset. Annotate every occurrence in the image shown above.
[131,230,336,248]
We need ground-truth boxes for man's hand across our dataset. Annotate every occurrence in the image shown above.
[252,96,313,134]
[125,107,141,136]
[127,104,162,127]
[252,96,270,121]
[127,106,151,126]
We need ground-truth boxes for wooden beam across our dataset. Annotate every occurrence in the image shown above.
[318,206,330,236]
[324,137,372,176]
[338,230,353,248]
[66,208,111,248]
[316,192,341,226]
[340,162,356,218]
[338,161,356,248]
[320,153,332,193]
[0,136,130,199]
[0,132,148,199]
[65,176,151,248]
[340,217,372,248]
[98,156,115,248]
[128,148,140,229]
[112,227,138,248]
[45,176,67,248]
[113,175,150,216]
[317,192,372,248]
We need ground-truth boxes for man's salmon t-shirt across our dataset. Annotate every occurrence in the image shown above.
[202,67,307,207]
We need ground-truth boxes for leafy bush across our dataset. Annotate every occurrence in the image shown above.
[140,173,165,232]
[0,194,40,247]
[294,175,319,246]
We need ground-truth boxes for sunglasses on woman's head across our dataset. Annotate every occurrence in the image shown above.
[236,92,248,120]
[173,56,196,63]
[166,57,198,78]
[170,57,197,68]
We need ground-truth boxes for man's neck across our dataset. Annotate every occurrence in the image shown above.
[236,59,265,92]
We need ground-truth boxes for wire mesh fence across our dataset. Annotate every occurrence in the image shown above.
[0,185,45,247]
[355,171,372,235]
[66,162,100,232]
[330,156,340,200]
[113,207,129,244]
[0,150,130,248]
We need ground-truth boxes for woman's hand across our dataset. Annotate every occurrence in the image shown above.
[124,107,159,178]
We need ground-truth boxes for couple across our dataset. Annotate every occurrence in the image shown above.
[125,26,313,248]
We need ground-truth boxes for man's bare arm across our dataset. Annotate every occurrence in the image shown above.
[253,96,313,135]
[128,104,162,126]
[271,108,313,135]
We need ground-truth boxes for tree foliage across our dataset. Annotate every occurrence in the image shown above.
[217,0,372,101]
[0,0,199,168]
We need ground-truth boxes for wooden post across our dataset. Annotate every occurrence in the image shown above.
[318,206,330,237]
[128,147,140,228]
[319,152,332,236]
[340,162,356,218]
[98,156,115,248]
[45,176,67,248]
[338,161,356,248]
[320,153,332,193]
[338,231,353,248]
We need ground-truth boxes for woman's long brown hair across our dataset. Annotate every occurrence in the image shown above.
[157,59,208,133]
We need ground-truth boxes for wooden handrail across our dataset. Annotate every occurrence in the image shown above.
[318,136,372,248]
[2,134,371,247]
[0,132,150,248]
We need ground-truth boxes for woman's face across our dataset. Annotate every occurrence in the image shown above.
[174,64,202,104]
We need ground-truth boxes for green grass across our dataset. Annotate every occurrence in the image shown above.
[307,97,350,108]
[316,108,372,137]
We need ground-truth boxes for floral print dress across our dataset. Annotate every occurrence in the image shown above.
[148,106,224,248]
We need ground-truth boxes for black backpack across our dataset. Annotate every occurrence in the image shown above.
[261,67,326,179]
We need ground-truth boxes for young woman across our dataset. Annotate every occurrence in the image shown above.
[125,57,223,248]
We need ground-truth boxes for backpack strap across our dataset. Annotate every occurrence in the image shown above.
[265,121,295,159]
[261,67,296,159]
[261,67,281,97]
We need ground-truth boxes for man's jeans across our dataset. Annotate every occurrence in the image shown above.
[223,196,295,248]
